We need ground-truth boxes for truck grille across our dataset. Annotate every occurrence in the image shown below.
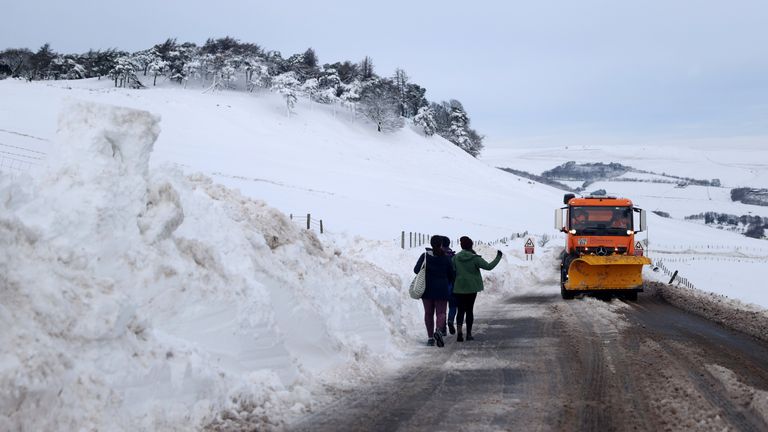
[576,246,628,256]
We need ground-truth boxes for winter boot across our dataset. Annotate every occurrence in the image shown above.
[427,338,435,346]
[447,322,456,335]
[434,331,445,347]
[466,332,474,341]
[456,325,464,342]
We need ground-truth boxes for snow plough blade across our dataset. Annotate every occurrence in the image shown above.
[565,255,652,291]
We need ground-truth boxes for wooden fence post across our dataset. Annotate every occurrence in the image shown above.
[306,213,310,229]
[401,231,405,249]
[320,220,323,234]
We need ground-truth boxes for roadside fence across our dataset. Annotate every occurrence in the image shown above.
[399,231,437,249]
[653,255,768,264]
[655,259,696,290]
[399,230,545,250]
[289,212,325,234]
[652,243,768,256]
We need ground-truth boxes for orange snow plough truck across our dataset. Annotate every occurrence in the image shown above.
[555,194,652,300]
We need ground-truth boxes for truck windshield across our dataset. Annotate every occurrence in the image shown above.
[570,206,633,235]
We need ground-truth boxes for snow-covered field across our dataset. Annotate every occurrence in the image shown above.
[1,77,767,430]
[483,141,768,302]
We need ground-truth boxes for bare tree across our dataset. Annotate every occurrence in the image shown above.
[359,56,375,80]
[0,48,32,77]
[393,68,409,117]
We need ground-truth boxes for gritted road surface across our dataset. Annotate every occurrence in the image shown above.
[290,292,768,432]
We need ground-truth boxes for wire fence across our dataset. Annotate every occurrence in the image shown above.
[652,254,768,264]
[0,130,49,180]
[655,259,696,290]
[650,237,768,293]
[288,212,326,234]
[651,243,768,255]
[0,154,40,177]
[397,230,560,250]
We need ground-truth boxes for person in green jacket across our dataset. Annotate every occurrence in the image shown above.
[452,236,502,341]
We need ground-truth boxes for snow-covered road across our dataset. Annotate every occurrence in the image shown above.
[287,291,768,431]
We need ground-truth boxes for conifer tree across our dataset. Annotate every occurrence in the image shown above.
[414,106,437,136]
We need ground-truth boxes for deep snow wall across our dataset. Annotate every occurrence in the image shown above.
[0,101,415,431]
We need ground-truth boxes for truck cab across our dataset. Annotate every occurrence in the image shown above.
[554,194,650,300]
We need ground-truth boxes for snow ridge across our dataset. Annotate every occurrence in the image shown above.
[0,101,412,431]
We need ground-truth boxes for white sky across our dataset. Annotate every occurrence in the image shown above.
[3,0,768,146]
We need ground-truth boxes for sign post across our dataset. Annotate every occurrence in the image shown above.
[525,238,535,260]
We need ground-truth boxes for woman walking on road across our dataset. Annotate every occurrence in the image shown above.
[413,235,455,347]
[441,236,458,335]
[452,236,502,342]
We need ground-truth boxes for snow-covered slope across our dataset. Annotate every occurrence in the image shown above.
[1,78,767,430]
[0,78,562,241]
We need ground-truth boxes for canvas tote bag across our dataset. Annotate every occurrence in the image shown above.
[409,253,427,299]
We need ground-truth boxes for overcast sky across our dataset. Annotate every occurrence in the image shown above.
[3,0,768,146]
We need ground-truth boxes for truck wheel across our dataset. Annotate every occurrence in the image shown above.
[624,291,638,301]
[560,258,574,299]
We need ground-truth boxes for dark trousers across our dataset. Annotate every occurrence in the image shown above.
[421,298,448,338]
[447,294,457,324]
[455,293,478,335]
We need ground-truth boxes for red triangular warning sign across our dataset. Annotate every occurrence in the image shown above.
[635,241,643,250]
[525,238,534,247]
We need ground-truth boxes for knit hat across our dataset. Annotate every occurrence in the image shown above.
[459,236,473,250]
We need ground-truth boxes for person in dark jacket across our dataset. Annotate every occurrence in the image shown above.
[441,236,458,335]
[413,235,456,347]
[452,236,502,342]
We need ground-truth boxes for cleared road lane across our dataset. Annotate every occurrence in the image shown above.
[290,291,768,431]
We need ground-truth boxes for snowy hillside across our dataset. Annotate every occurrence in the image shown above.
[0,78,561,240]
[1,78,768,430]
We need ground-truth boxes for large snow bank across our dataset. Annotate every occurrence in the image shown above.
[0,101,415,430]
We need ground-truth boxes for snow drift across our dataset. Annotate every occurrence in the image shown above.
[0,101,415,430]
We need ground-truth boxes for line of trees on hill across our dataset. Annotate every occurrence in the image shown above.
[731,188,768,207]
[0,38,484,156]
[685,212,766,239]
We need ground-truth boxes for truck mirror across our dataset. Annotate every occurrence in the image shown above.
[555,208,564,231]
